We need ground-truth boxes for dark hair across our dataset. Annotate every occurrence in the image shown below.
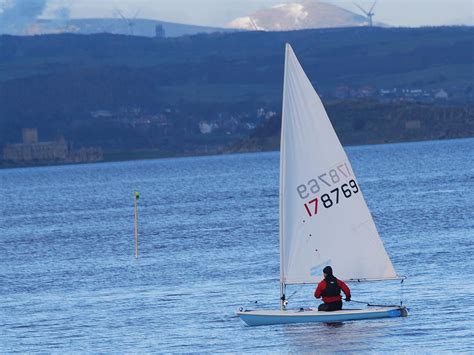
[323,266,333,275]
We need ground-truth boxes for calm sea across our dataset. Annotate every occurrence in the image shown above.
[1,138,473,352]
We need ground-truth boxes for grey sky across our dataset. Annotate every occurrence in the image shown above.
[12,0,474,27]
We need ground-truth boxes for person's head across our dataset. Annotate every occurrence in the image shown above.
[323,266,333,278]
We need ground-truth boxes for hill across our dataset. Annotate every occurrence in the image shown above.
[30,18,234,38]
[0,26,473,166]
[228,0,376,30]
[234,100,474,152]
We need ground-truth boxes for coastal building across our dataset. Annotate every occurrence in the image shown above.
[435,89,449,100]
[155,24,165,38]
[199,121,217,134]
[2,128,103,166]
[405,120,421,130]
[22,128,39,144]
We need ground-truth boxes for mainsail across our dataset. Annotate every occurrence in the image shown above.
[279,44,398,284]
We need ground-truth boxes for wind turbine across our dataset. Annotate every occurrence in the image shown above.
[354,1,377,27]
[249,17,260,31]
[116,9,140,35]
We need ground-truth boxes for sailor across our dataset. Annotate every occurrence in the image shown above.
[314,266,351,311]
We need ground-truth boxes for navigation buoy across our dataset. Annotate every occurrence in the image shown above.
[134,191,140,258]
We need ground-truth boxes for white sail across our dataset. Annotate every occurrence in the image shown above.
[279,44,398,284]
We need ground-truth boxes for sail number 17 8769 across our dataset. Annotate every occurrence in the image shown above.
[303,179,360,217]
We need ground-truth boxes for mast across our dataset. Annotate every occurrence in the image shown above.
[279,44,290,310]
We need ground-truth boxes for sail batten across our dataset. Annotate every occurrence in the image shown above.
[279,44,397,284]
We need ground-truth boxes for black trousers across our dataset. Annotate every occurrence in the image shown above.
[318,300,343,312]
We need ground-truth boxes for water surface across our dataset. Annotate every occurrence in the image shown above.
[1,138,473,352]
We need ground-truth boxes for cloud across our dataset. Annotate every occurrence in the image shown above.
[0,0,48,34]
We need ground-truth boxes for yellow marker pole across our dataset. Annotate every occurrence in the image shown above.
[134,191,140,258]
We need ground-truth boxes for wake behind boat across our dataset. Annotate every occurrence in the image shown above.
[237,44,407,326]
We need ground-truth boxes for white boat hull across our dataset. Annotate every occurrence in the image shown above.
[237,306,408,326]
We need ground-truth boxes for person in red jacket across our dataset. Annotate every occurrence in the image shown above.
[314,266,351,311]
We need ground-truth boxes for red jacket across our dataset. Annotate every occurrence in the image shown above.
[314,278,351,303]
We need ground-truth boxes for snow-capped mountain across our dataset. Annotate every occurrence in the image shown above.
[228,0,378,31]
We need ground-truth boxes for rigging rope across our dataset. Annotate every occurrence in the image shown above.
[348,299,400,308]
[348,278,406,308]
[281,284,307,308]
[287,284,306,302]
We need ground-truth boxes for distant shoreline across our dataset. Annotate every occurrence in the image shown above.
[2,136,473,170]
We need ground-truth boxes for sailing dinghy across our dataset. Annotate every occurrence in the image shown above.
[237,44,407,326]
